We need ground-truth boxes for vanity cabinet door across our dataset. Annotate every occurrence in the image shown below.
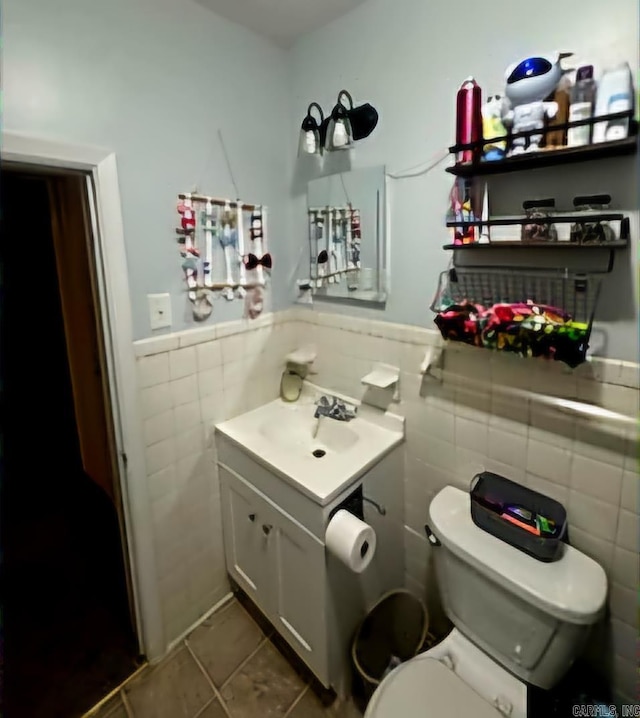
[270,508,329,687]
[219,466,329,686]
[219,466,273,615]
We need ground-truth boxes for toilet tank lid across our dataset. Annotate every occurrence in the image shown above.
[428,487,607,625]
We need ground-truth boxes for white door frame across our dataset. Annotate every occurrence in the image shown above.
[3,131,164,660]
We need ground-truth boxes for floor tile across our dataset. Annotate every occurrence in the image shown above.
[332,699,364,718]
[124,646,214,718]
[220,641,306,717]
[195,698,229,718]
[286,689,327,718]
[188,600,265,686]
[287,689,363,718]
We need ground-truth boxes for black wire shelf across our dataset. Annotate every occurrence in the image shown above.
[446,113,638,177]
[443,239,629,251]
[445,212,626,228]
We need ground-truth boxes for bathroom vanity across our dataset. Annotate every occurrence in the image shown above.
[215,384,405,695]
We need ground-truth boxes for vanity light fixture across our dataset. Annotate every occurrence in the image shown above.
[298,102,326,156]
[325,90,355,151]
[303,91,379,153]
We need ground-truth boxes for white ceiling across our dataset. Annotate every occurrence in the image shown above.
[193,0,367,47]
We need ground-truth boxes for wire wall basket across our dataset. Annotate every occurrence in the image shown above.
[431,267,602,367]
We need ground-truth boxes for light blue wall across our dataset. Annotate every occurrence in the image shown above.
[4,0,292,339]
[6,0,639,357]
[288,0,639,361]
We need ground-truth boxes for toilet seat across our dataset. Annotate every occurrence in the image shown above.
[365,657,504,718]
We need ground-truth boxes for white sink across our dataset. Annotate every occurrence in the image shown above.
[258,410,359,454]
[215,383,404,504]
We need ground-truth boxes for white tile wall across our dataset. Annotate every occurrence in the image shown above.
[133,311,298,649]
[290,307,639,705]
[132,307,638,703]
[169,346,197,380]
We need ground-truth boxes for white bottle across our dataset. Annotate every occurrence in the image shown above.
[567,65,596,147]
[592,63,633,143]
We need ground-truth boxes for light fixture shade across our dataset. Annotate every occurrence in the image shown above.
[325,91,354,151]
[299,125,320,155]
[349,103,379,140]
[298,102,324,156]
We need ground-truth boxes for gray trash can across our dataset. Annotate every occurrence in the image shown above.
[351,589,429,701]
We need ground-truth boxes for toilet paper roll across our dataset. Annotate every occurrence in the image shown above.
[325,509,376,573]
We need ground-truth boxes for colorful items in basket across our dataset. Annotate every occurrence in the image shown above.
[434,300,589,367]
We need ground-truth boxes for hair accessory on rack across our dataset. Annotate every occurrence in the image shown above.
[181,256,198,302]
[181,213,196,230]
[243,253,272,270]
[178,194,197,230]
[193,287,213,321]
[245,284,264,320]
[178,194,200,255]
[250,209,263,241]
[220,202,237,300]
[235,201,247,299]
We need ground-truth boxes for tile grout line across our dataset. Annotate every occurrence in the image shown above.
[78,663,147,718]
[192,695,218,718]
[120,688,135,718]
[184,639,233,718]
[219,635,270,691]
[282,684,310,718]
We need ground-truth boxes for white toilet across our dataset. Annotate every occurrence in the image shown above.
[365,486,608,718]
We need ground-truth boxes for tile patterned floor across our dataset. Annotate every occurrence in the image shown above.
[92,598,363,718]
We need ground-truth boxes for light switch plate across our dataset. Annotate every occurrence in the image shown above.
[148,293,172,330]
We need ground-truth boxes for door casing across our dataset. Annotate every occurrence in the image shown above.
[3,132,163,660]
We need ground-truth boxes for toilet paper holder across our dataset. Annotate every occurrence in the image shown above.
[328,486,386,522]
[363,496,386,516]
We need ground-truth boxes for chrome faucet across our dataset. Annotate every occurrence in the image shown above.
[313,395,357,422]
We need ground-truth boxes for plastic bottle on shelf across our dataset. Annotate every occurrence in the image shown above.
[592,62,633,143]
[567,65,596,147]
[455,77,482,163]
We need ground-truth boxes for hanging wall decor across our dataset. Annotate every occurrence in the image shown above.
[175,192,271,320]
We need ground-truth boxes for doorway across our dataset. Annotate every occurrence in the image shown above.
[2,166,141,717]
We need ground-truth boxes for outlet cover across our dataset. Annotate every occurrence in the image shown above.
[148,293,172,330]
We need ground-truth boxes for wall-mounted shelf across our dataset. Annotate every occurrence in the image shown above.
[443,240,629,251]
[447,136,637,176]
[435,109,634,367]
[446,113,638,177]
[445,212,626,228]
[431,267,600,367]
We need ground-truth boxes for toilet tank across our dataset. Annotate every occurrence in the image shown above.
[428,487,607,690]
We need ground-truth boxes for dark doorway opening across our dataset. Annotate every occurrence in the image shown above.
[2,167,141,718]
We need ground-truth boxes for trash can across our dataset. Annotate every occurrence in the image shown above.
[351,589,429,702]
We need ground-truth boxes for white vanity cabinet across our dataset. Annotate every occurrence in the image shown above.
[217,434,405,696]
[220,465,329,684]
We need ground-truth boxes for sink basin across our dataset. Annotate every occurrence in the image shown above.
[215,383,404,504]
[259,412,359,454]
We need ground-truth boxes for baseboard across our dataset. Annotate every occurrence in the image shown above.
[164,591,235,658]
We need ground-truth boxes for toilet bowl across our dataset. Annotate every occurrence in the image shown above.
[365,486,607,718]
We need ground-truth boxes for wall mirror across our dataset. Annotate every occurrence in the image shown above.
[306,166,387,304]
